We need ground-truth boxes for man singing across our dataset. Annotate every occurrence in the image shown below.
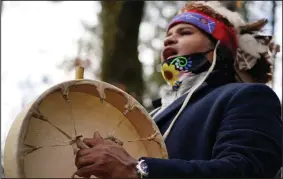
[74,1,282,178]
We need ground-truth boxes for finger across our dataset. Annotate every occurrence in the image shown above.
[76,148,92,157]
[75,149,93,169]
[76,140,89,149]
[93,131,103,140]
[83,132,103,147]
[83,138,101,148]
[104,137,123,146]
[74,163,96,178]
[71,172,91,179]
[75,163,108,178]
[75,155,95,169]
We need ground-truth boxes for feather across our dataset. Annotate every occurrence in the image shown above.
[255,35,273,45]
[269,42,281,53]
[238,34,267,58]
[236,49,257,70]
[239,19,268,34]
[195,1,245,28]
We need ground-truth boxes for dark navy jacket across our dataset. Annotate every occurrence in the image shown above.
[141,74,282,178]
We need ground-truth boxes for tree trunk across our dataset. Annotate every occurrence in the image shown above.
[1,1,3,16]
[271,1,276,36]
[241,1,249,22]
[100,1,145,103]
[221,1,248,21]
[271,1,277,88]
[221,1,247,16]
[221,1,237,11]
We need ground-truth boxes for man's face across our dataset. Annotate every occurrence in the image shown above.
[161,23,214,63]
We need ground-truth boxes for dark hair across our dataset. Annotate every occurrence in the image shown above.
[199,28,237,82]
[247,55,272,83]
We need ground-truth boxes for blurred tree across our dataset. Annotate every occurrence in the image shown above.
[221,1,238,11]
[221,1,247,17]
[57,38,93,77]
[142,1,184,102]
[100,1,145,103]
[0,163,3,178]
[1,1,3,15]
[271,1,277,36]
[270,1,278,88]
[76,1,184,107]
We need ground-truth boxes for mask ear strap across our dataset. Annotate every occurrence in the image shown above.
[163,40,221,140]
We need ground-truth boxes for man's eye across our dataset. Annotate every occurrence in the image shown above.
[180,31,192,35]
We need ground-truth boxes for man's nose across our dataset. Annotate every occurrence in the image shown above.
[164,35,178,47]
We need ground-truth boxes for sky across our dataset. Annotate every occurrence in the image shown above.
[1,1,282,158]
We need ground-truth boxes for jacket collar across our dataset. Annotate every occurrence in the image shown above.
[151,69,236,124]
[152,82,209,123]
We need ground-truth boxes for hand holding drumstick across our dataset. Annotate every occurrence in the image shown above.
[73,132,138,178]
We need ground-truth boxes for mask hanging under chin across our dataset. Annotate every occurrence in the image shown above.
[161,49,213,91]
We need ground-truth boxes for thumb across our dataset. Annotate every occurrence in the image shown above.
[82,131,103,147]
[93,131,103,140]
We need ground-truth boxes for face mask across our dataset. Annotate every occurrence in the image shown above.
[161,49,213,91]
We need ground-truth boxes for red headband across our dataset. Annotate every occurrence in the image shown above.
[168,10,238,56]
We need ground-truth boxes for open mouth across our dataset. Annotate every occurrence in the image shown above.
[162,47,178,60]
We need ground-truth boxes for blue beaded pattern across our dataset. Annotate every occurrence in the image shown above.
[168,12,216,35]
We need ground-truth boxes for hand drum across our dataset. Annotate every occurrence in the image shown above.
[4,79,168,178]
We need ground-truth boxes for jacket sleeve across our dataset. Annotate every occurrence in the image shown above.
[140,84,282,178]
